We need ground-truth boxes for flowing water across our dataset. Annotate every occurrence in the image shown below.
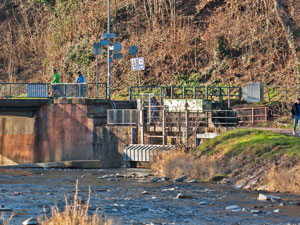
[0,168,300,225]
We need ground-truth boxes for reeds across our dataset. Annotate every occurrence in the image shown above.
[40,180,116,225]
[151,150,215,180]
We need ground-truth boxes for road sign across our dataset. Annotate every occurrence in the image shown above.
[93,43,101,55]
[129,46,138,55]
[113,53,123,59]
[113,42,122,53]
[131,58,138,71]
[102,33,116,39]
[138,57,145,70]
[100,39,110,46]
[131,57,145,71]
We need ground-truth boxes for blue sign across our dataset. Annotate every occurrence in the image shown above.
[129,46,138,55]
[102,33,116,39]
[113,42,122,53]
[93,43,101,55]
[113,53,123,59]
[100,39,110,46]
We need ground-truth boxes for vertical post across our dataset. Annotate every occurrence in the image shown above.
[162,108,166,145]
[239,87,242,101]
[219,87,222,103]
[252,108,254,124]
[183,86,185,99]
[141,110,144,144]
[107,0,111,99]
[228,88,231,109]
[64,84,66,97]
[205,85,208,100]
[9,83,11,98]
[160,87,162,104]
[184,109,189,146]
[148,95,151,125]
[171,86,173,99]
[193,86,196,99]
[96,54,99,98]
[265,107,267,124]
[129,87,132,101]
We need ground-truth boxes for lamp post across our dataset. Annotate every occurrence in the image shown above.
[107,0,111,99]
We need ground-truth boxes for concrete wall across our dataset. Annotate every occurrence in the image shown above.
[0,102,133,167]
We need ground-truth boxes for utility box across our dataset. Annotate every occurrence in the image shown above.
[244,83,264,103]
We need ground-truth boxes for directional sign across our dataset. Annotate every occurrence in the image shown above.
[113,53,123,60]
[113,42,122,53]
[138,57,145,70]
[102,33,116,39]
[100,39,110,46]
[131,58,138,71]
[129,45,138,55]
[93,43,101,55]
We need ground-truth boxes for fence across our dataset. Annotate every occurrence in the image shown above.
[0,83,108,99]
[234,107,269,124]
[107,109,138,125]
[129,85,242,103]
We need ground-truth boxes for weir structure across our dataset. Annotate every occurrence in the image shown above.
[0,83,136,168]
[0,82,271,168]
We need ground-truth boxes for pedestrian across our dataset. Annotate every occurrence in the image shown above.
[291,97,300,135]
[52,69,59,83]
[76,71,85,83]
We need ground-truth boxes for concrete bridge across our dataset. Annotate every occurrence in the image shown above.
[0,98,136,168]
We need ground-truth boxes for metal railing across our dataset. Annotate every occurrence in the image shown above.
[233,107,269,124]
[129,85,242,103]
[0,83,108,99]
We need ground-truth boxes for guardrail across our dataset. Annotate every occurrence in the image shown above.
[0,83,108,99]
[129,85,242,103]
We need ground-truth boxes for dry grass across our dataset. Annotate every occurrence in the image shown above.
[151,150,215,180]
[39,180,116,225]
[267,163,300,194]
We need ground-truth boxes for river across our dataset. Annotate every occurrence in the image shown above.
[0,168,300,225]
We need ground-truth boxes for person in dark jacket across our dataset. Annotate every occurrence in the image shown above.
[291,98,300,135]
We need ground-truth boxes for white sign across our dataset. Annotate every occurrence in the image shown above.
[131,57,145,71]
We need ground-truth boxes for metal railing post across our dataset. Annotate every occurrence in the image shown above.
[171,86,173,99]
[205,85,208,100]
[252,108,254,124]
[265,107,267,124]
[193,87,196,99]
[239,87,242,101]
[183,86,185,99]
[129,87,132,101]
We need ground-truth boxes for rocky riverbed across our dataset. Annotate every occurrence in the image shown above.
[0,168,300,225]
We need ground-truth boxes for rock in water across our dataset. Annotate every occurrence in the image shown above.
[226,205,241,212]
[257,193,281,201]
[176,193,193,199]
[173,175,188,182]
[150,177,160,182]
[22,217,38,225]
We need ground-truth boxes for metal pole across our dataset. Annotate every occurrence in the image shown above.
[96,54,99,98]
[107,0,111,99]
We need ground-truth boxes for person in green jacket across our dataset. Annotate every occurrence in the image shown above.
[53,69,60,83]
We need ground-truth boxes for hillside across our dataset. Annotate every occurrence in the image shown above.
[1,0,300,97]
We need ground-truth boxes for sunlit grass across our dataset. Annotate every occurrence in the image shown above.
[196,129,300,160]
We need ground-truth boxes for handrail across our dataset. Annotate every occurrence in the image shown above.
[0,82,108,99]
[129,85,242,102]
